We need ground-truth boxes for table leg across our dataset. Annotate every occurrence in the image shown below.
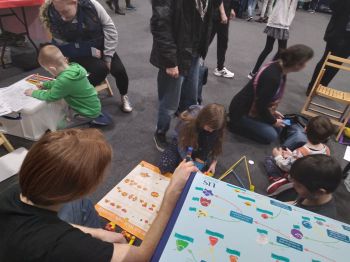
[20,7,38,53]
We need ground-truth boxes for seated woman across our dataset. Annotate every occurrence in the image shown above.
[0,129,197,261]
[228,44,314,144]
[40,0,133,113]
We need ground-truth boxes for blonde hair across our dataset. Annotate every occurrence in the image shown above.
[38,44,67,68]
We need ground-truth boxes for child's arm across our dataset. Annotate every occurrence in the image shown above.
[207,160,218,175]
[42,80,55,90]
[28,79,68,102]
[272,147,295,172]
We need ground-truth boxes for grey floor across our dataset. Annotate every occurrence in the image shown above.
[1,1,350,224]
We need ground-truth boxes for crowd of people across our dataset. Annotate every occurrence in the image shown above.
[0,0,349,261]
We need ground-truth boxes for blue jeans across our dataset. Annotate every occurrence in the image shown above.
[156,57,200,134]
[58,198,102,228]
[231,116,280,144]
[247,0,258,17]
[281,124,307,151]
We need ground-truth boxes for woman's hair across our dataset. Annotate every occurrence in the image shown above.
[19,129,112,206]
[39,0,52,30]
[280,44,314,68]
[178,104,226,158]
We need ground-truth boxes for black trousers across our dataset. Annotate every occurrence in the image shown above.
[209,20,229,70]
[71,52,129,95]
[252,35,287,74]
[307,38,350,94]
[112,0,130,9]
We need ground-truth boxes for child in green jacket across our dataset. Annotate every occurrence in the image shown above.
[25,44,101,128]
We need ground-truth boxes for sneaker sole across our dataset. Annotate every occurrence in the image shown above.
[267,182,293,197]
[153,136,165,152]
[213,72,235,78]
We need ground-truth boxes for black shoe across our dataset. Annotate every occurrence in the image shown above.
[115,9,125,15]
[154,132,168,152]
[105,0,113,11]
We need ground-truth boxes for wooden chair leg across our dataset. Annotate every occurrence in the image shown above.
[336,112,350,141]
[0,133,14,152]
[105,79,114,97]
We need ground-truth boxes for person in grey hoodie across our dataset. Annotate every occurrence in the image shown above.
[248,0,298,79]
[40,0,133,112]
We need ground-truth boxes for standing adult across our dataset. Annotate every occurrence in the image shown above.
[210,0,236,78]
[246,0,258,21]
[306,0,350,95]
[40,0,133,113]
[248,0,299,79]
[256,0,274,23]
[150,0,222,152]
[228,45,314,144]
[105,0,136,15]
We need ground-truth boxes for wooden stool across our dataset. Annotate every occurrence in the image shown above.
[0,132,14,152]
[95,79,114,97]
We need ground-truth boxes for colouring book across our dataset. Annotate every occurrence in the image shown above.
[95,161,170,239]
[152,173,350,262]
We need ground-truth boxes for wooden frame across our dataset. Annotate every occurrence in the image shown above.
[301,52,350,141]
[95,79,114,97]
[0,132,14,152]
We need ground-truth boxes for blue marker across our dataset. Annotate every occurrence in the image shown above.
[185,147,193,162]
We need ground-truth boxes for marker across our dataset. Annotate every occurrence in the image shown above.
[185,147,193,162]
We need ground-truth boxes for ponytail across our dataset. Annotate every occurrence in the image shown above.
[280,44,314,68]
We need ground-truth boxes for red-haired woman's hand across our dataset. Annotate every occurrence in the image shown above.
[169,160,198,194]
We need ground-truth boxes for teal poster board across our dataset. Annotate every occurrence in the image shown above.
[152,173,350,262]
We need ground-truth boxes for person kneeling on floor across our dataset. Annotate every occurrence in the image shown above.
[228,44,314,144]
[0,128,198,261]
[265,116,334,196]
[287,155,342,220]
[25,44,103,128]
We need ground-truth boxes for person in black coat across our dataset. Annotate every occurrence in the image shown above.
[306,0,350,95]
[150,0,222,152]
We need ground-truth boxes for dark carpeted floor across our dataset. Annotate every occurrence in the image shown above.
[1,1,349,224]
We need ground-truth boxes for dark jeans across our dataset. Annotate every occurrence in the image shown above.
[230,115,281,144]
[281,123,307,151]
[307,38,350,94]
[156,56,200,134]
[58,198,102,228]
[252,36,288,74]
[71,52,129,95]
[209,20,229,70]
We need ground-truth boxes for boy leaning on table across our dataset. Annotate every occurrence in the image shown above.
[24,44,101,128]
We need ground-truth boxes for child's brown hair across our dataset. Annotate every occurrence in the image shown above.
[178,103,226,158]
[306,116,334,145]
[19,129,112,206]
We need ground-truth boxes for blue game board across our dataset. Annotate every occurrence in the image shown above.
[152,173,350,262]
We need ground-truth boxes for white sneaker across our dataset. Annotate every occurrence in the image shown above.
[247,71,256,80]
[121,95,133,113]
[213,67,235,78]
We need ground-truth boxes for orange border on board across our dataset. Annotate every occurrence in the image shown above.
[95,161,170,240]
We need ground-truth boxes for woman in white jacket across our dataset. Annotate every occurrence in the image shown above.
[248,0,298,79]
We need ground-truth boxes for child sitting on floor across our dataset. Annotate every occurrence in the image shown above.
[266,116,334,196]
[288,155,342,219]
[24,44,102,128]
[159,104,226,174]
